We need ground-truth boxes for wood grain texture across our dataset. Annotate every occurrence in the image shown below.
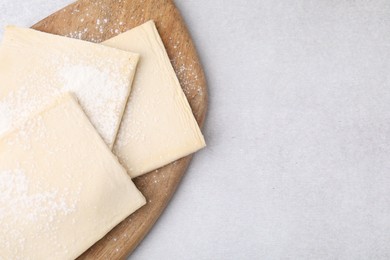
[32,0,207,258]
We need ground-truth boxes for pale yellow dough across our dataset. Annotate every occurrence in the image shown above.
[0,94,146,259]
[103,21,206,178]
[0,27,139,148]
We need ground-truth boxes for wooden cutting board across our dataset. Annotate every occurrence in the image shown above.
[32,0,207,258]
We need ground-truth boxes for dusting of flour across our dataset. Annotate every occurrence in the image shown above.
[0,102,11,135]
[59,64,128,145]
[0,168,80,254]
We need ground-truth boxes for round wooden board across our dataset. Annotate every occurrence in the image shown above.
[32,0,207,258]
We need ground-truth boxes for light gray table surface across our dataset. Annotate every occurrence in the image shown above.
[2,0,390,259]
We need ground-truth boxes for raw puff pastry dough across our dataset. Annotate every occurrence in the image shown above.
[0,26,139,148]
[103,21,206,178]
[0,94,145,259]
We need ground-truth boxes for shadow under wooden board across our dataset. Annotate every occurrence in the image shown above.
[32,0,207,258]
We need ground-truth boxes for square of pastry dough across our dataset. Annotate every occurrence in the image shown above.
[0,94,146,259]
[0,26,139,148]
[103,21,206,178]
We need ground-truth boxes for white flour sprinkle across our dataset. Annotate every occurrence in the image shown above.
[0,169,77,221]
[66,28,89,40]
[59,63,128,145]
[0,102,11,135]
[0,168,80,253]
[0,86,61,139]
[8,114,47,151]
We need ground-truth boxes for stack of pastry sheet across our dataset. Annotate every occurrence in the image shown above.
[0,21,205,259]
